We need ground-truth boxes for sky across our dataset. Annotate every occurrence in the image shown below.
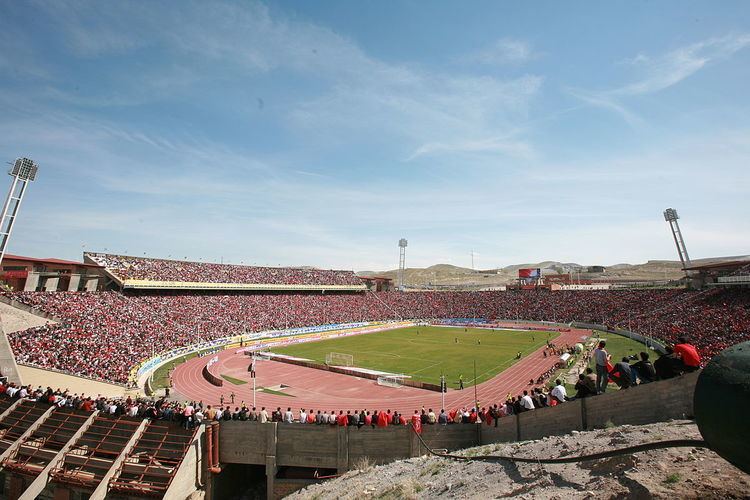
[0,0,749,271]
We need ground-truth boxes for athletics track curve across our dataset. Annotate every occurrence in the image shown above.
[172,325,590,414]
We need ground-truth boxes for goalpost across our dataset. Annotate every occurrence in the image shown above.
[325,352,354,367]
[376,374,407,388]
[252,351,273,361]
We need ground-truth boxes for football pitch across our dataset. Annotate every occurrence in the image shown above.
[270,326,558,388]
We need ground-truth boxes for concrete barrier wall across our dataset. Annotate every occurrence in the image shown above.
[518,398,584,441]
[348,426,411,467]
[219,421,272,465]
[416,423,478,455]
[276,425,339,468]
[219,372,699,472]
[479,416,518,444]
[583,371,697,429]
[203,362,223,387]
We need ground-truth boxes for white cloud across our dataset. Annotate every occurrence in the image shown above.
[407,135,535,161]
[618,33,750,95]
[463,39,537,65]
[28,1,542,163]
[570,33,750,123]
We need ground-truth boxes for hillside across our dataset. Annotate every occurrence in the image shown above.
[358,261,685,288]
[358,256,749,288]
[290,420,750,499]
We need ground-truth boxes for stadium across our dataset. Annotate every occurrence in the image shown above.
[1,2,750,499]
[0,247,747,498]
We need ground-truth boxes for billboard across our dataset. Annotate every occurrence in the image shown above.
[518,268,540,279]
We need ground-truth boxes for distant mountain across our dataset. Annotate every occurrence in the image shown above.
[357,260,688,288]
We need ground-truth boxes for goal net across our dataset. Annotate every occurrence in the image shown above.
[325,352,354,366]
[377,375,406,388]
[253,351,273,361]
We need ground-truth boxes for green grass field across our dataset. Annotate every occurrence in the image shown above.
[563,332,654,394]
[270,326,557,388]
[588,332,653,369]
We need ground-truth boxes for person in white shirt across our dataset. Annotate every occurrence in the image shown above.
[299,409,307,424]
[127,405,138,417]
[214,408,223,421]
[521,390,535,411]
[550,379,568,404]
[18,387,28,399]
[284,407,294,423]
[259,407,268,423]
[194,410,204,425]
[109,403,118,414]
[6,386,17,398]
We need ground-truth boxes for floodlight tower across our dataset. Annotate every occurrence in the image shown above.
[398,238,408,291]
[0,158,39,266]
[663,208,691,276]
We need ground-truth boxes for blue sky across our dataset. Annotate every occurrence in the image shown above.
[0,1,748,271]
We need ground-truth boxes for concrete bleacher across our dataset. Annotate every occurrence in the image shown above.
[1,407,93,498]
[48,414,145,494]
[107,420,197,498]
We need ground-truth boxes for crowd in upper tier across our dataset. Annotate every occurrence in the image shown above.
[3,288,749,385]
[85,253,362,286]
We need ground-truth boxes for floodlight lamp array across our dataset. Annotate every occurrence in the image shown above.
[9,158,38,181]
[663,208,679,222]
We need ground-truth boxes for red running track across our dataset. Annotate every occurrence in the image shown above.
[172,326,590,414]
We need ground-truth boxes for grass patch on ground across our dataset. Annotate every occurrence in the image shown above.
[151,353,198,389]
[260,387,295,397]
[588,332,654,368]
[271,326,557,388]
[221,374,248,385]
[563,332,656,394]
[151,348,221,389]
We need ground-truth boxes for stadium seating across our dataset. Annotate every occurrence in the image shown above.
[86,252,361,286]
[3,288,749,385]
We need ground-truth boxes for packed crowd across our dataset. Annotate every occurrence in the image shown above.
[0,335,702,434]
[0,381,195,423]
[85,253,361,286]
[3,287,748,385]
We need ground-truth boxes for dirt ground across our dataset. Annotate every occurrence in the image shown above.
[290,420,750,499]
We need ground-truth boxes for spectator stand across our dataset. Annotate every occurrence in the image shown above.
[107,419,198,497]
[84,252,367,292]
[48,415,146,493]
[0,400,53,458]
[0,406,94,497]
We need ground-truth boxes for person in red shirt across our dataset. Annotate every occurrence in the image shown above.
[81,398,94,412]
[364,411,372,426]
[376,410,389,427]
[674,337,701,371]
[336,411,348,426]
[411,410,422,434]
